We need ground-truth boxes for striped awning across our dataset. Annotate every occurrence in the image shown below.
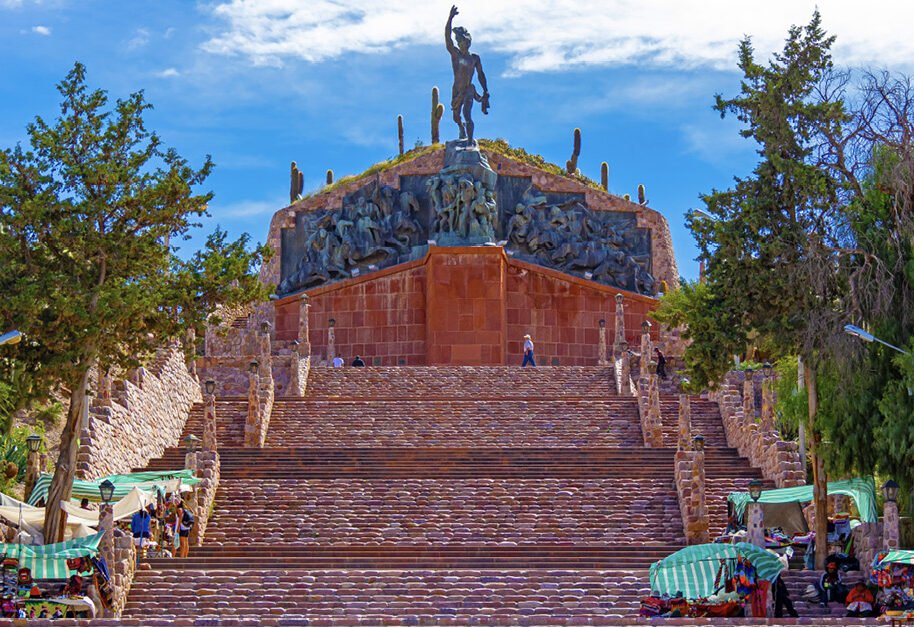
[27,470,200,506]
[0,531,104,579]
[728,477,878,524]
[878,551,914,567]
[649,542,785,600]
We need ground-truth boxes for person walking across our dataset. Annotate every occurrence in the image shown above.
[655,347,667,378]
[522,334,536,367]
[351,355,366,367]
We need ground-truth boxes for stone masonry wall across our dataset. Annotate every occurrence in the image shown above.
[77,347,201,479]
[708,371,805,488]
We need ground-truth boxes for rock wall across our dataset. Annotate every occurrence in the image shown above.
[77,347,201,479]
[708,371,805,488]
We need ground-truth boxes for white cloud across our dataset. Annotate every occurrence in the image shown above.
[202,1,914,73]
[126,28,150,51]
[31,24,50,36]
[164,27,176,39]
[213,198,284,218]
[154,67,181,78]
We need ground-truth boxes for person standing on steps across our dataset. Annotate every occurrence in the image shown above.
[522,334,536,367]
[351,355,366,367]
[332,355,344,368]
[655,347,667,378]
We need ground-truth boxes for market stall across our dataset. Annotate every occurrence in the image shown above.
[872,550,914,623]
[725,477,877,564]
[26,469,199,507]
[643,542,786,618]
[0,532,106,618]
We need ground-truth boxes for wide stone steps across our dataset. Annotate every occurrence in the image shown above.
[140,447,764,481]
[122,568,650,620]
[179,397,247,448]
[306,365,617,399]
[659,397,729,448]
[146,545,681,570]
[267,399,643,447]
[201,477,686,546]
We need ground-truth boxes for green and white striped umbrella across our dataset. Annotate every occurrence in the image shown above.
[649,542,785,600]
[27,469,200,506]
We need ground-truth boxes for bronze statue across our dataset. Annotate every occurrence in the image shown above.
[445,5,489,142]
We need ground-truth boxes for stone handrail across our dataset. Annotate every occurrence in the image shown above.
[674,449,709,545]
[708,371,805,488]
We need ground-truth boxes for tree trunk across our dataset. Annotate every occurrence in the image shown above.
[43,366,91,543]
[804,361,828,570]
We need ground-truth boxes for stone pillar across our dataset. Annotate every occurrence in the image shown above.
[98,502,116,614]
[23,449,41,503]
[884,500,900,551]
[640,321,653,369]
[327,319,336,363]
[618,341,631,395]
[760,375,775,432]
[202,392,217,452]
[597,319,608,366]
[613,293,625,354]
[191,450,220,547]
[747,501,765,547]
[689,449,709,544]
[298,295,311,356]
[743,369,755,422]
[677,393,692,451]
[244,370,260,448]
[642,361,663,447]
[184,448,197,472]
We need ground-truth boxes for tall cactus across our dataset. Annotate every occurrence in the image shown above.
[326,169,334,185]
[431,86,445,144]
[638,184,647,205]
[601,162,609,191]
[397,115,404,155]
[565,128,581,174]
[290,161,303,203]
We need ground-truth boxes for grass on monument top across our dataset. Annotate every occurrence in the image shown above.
[305,137,607,199]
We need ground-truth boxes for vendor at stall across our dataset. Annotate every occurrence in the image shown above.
[845,581,875,617]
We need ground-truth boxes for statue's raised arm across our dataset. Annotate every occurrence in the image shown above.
[445,5,459,55]
[444,5,490,142]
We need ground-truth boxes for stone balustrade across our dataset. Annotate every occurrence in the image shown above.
[77,346,201,479]
[708,371,805,488]
[674,448,709,545]
[637,361,663,447]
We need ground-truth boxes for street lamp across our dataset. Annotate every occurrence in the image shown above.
[248,360,259,374]
[98,479,115,504]
[690,209,716,221]
[598,319,605,329]
[0,330,22,346]
[748,479,764,502]
[204,380,216,395]
[641,320,652,333]
[844,324,909,355]
[883,479,900,503]
[692,434,705,452]
[762,362,773,377]
[260,321,271,334]
[328,318,336,328]
[184,434,200,453]
[25,435,41,453]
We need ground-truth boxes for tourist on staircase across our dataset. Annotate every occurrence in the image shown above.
[332,355,344,367]
[522,334,536,367]
[175,500,194,558]
[351,355,366,367]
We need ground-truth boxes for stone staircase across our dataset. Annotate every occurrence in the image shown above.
[122,365,785,623]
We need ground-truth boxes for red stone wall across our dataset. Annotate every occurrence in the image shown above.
[276,263,428,365]
[274,248,660,366]
[426,248,506,365]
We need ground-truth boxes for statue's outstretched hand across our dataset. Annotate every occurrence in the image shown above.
[450,5,459,19]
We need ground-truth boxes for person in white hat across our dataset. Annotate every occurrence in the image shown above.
[522,334,536,367]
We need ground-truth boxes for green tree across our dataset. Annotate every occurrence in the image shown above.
[0,63,269,541]
[661,12,860,567]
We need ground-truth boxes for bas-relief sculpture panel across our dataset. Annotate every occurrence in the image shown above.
[279,157,654,296]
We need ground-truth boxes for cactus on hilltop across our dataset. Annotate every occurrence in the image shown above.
[638,184,647,206]
[601,162,609,191]
[326,169,334,185]
[290,161,304,203]
[431,87,445,144]
[566,128,581,175]
[398,115,404,156]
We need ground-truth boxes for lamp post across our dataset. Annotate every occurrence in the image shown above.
[883,479,901,550]
[747,478,765,547]
[0,330,22,346]
[692,434,705,452]
[845,324,909,354]
[184,434,200,471]
[23,435,42,502]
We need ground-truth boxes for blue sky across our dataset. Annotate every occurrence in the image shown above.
[3,1,913,281]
